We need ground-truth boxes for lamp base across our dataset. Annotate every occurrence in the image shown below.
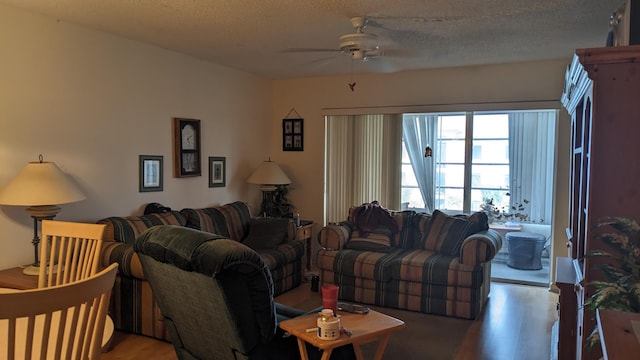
[20,263,59,276]
[21,264,40,276]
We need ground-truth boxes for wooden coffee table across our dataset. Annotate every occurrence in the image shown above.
[279,309,405,360]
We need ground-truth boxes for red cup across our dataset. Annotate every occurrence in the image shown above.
[321,284,339,314]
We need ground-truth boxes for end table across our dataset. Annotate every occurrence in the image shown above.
[296,221,314,270]
[0,266,38,289]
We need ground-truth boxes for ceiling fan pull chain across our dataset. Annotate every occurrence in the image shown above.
[348,59,356,91]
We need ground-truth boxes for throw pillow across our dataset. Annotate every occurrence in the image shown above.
[454,211,489,231]
[242,217,290,250]
[345,227,393,253]
[422,210,481,256]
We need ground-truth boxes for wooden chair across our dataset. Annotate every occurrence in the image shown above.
[38,220,106,288]
[0,263,118,359]
[37,220,114,352]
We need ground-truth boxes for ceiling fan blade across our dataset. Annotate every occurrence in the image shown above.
[367,15,465,25]
[281,48,341,53]
[300,55,340,71]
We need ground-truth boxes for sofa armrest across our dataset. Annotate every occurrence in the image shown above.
[317,223,352,250]
[101,240,145,279]
[459,229,503,266]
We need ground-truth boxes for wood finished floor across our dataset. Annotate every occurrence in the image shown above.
[102,282,558,360]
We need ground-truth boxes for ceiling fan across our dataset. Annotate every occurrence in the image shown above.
[338,17,384,60]
[283,16,384,61]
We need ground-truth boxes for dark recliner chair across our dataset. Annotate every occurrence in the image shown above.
[135,225,354,360]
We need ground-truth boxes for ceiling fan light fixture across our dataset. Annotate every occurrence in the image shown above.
[351,50,364,60]
[339,32,377,52]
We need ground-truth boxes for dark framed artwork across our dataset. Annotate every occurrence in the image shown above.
[209,156,226,187]
[139,155,163,192]
[283,118,303,151]
[172,117,201,177]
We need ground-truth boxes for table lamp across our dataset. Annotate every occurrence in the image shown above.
[247,158,291,217]
[0,155,86,275]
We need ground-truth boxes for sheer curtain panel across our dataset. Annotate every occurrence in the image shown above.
[402,114,437,212]
[324,114,401,224]
[508,110,556,224]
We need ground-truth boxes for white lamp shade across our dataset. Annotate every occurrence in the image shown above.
[0,161,86,206]
[247,160,291,186]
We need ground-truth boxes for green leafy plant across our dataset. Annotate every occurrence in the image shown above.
[272,184,293,218]
[584,216,640,350]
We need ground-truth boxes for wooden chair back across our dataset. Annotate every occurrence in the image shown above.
[0,263,117,359]
[38,220,106,288]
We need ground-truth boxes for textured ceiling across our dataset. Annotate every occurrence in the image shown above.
[1,0,624,79]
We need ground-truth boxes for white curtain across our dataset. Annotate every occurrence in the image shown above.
[402,114,437,212]
[324,115,353,224]
[324,114,402,224]
[508,111,556,224]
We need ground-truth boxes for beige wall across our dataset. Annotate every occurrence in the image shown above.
[272,60,572,288]
[0,4,573,288]
[0,5,272,268]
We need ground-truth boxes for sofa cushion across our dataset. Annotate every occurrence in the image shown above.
[454,211,489,231]
[242,217,290,250]
[98,211,187,245]
[345,227,393,253]
[331,249,404,282]
[181,201,251,241]
[347,207,416,248]
[422,210,482,256]
[388,249,481,285]
[255,240,305,273]
[390,210,417,249]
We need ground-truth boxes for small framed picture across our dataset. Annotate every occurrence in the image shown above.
[209,156,226,187]
[139,155,163,192]
[283,118,303,151]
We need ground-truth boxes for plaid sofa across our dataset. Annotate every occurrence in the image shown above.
[316,208,502,320]
[98,201,304,341]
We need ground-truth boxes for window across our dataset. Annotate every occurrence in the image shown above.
[400,140,422,210]
[470,114,510,215]
[401,110,556,223]
[434,114,467,211]
[325,109,556,225]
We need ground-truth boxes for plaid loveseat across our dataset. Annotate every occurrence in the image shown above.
[316,207,502,320]
[98,201,305,341]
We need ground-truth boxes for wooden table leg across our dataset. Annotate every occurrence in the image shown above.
[352,343,364,359]
[296,338,309,360]
[320,348,334,360]
[373,333,392,360]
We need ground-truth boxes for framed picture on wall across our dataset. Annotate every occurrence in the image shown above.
[173,117,202,177]
[139,155,163,192]
[283,118,303,151]
[209,156,226,187]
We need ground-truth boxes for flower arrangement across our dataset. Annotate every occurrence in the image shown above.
[480,195,531,224]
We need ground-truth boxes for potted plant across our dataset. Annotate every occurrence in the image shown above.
[272,184,294,218]
[584,216,640,350]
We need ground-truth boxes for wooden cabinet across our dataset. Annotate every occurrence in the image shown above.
[557,45,640,360]
[596,309,640,359]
